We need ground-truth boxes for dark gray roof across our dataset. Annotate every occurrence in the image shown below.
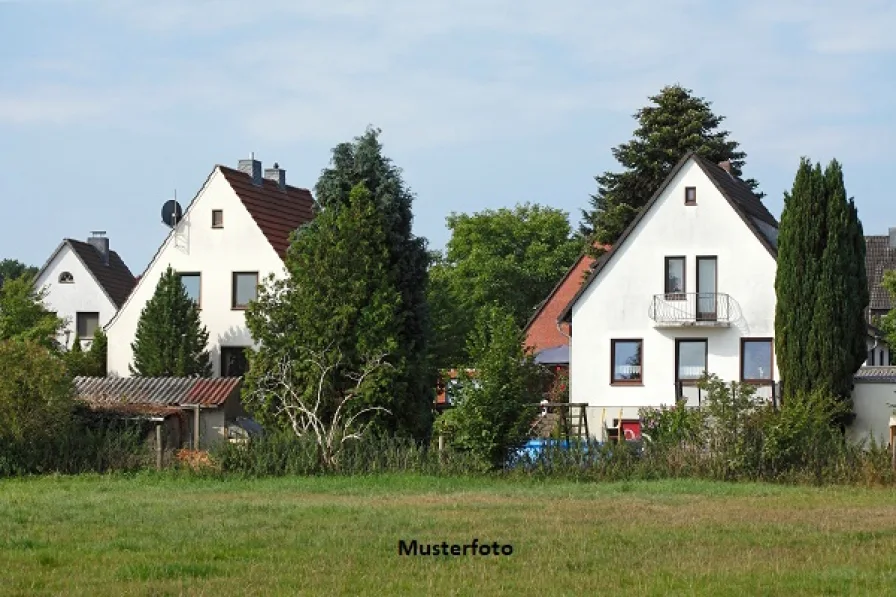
[854,367,896,384]
[66,240,136,308]
[533,345,569,365]
[558,152,778,323]
[865,236,896,312]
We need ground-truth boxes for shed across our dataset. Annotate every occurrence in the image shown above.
[74,376,245,450]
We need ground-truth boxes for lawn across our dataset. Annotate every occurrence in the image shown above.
[2,474,896,596]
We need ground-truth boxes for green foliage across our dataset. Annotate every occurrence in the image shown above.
[581,84,760,246]
[66,329,108,377]
[879,271,896,350]
[434,307,546,470]
[310,126,432,439]
[775,158,867,409]
[0,340,73,445]
[639,400,705,448]
[0,258,38,286]
[0,277,65,350]
[428,203,581,368]
[245,183,412,439]
[130,266,212,376]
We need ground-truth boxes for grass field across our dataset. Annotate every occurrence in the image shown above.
[2,474,896,596]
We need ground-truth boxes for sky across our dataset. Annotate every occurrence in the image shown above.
[1,0,895,274]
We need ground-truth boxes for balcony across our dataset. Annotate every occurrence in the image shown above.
[648,292,734,327]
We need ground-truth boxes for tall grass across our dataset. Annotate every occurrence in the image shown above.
[0,408,148,477]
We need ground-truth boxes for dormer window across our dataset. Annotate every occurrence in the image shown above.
[212,210,223,228]
[59,272,74,284]
[685,187,697,205]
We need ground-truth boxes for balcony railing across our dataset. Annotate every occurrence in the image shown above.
[648,292,733,327]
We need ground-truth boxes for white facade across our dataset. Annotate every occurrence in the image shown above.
[105,168,287,377]
[33,243,118,350]
[567,158,780,437]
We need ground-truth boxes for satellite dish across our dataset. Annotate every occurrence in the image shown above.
[161,199,183,228]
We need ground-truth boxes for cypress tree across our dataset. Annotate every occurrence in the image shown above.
[130,266,212,376]
[776,158,867,407]
[580,84,760,248]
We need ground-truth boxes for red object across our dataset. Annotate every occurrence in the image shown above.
[621,420,642,441]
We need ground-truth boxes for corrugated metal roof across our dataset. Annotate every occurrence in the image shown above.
[73,376,242,407]
[854,367,896,384]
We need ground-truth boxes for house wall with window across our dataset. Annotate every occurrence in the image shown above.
[568,159,779,428]
[33,245,117,349]
[105,169,285,377]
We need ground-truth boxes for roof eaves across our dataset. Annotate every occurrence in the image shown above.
[523,247,601,333]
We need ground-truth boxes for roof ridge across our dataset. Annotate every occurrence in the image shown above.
[216,164,313,194]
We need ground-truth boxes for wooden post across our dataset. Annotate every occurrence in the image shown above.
[438,434,444,452]
[193,406,201,451]
[155,423,163,470]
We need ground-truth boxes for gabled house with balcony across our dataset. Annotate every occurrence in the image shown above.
[558,152,780,437]
[104,156,314,377]
[33,232,137,350]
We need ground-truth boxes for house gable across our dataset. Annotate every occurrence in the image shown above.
[564,154,780,413]
[104,165,308,377]
[33,242,119,344]
[558,153,777,323]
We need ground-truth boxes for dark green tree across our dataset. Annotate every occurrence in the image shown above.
[429,203,581,368]
[580,84,760,249]
[130,266,211,376]
[775,158,867,409]
[0,259,38,288]
[0,277,64,351]
[66,329,108,377]
[434,306,545,470]
[312,126,432,439]
[245,183,416,438]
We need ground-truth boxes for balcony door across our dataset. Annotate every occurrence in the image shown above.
[696,257,717,321]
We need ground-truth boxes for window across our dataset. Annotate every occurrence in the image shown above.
[178,273,201,306]
[232,272,259,309]
[676,339,707,383]
[741,338,773,382]
[58,272,74,284]
[685,186,697,205]
[665,256,685,299]
[212,210,223,228]
[76,312,99,339]
[221,346,249,377]
[611,339,642,384]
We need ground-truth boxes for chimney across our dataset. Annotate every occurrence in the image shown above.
[88,231,110,266]
[889,228,896,250]
[264,162,286,190]
[718,160,733,175]
[237,153,263,187]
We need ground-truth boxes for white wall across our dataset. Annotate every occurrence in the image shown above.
[570,160,779,431]
[865,336,890,367]
[33,245,117,350]
[850,382,896,446]
[105,168,286,376]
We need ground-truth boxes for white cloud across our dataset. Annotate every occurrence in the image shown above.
[2,0,895,163]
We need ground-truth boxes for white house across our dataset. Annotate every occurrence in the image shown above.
[558,152,781,439]
[33,232,136,349]
[104,157,314,377]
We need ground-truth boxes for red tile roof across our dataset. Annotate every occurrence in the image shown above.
[218,166,315,258]
[524,246,607,355]
[73,376,242,407]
